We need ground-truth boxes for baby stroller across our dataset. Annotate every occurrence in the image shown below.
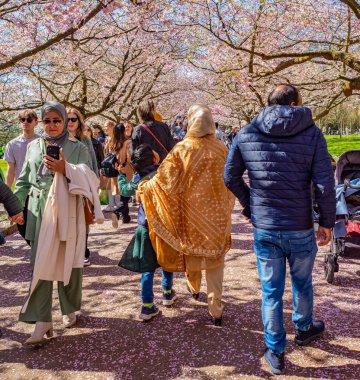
[324,150,360,283]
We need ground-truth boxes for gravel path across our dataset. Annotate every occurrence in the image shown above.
[0,203,359,379]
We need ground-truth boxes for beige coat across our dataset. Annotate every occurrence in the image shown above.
[21,162,104,312]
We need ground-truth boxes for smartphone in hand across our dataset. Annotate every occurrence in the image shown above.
[46,144,60,160]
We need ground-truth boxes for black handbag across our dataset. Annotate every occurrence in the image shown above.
[100,153,119,178]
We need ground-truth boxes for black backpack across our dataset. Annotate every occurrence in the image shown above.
[100,153,119,177]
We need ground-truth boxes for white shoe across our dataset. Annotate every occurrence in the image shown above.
[24,322,53,345]
[102,205,114,212]
[111,213,119,229]
[84,257,91,267]
[63,312,77,328]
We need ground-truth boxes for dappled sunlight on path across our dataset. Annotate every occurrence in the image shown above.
[0,202,359,379]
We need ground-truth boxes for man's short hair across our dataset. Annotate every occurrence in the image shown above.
[137,100,155,122]
[268,84,300,106]
[18,109,38,120]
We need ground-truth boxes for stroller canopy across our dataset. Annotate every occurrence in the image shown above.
[335,150,360,185]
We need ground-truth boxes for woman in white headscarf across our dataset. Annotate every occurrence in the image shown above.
[14,101,97,345]
[138,104,235,325]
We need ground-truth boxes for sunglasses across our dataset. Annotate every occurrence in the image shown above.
[19,117,33,123]
[42,119,63,125]
[68,117,78,123]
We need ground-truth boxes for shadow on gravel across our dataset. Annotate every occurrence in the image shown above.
[1,297,359,379]
[1,205,359,379]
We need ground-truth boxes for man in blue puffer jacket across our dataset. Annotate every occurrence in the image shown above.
[224,84,336,375]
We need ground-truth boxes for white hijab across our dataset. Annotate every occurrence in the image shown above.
[186,104,216,138]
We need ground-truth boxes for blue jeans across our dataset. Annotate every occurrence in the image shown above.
[254,227,318,353]
[141,270,173,304]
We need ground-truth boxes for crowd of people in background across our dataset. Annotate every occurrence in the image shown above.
[169,113,240,149]
[0,84,337,375]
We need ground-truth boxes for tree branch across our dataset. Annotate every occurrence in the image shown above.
[339,0,360,19]
[0,1,112,71]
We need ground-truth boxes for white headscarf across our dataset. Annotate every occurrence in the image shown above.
[186,104,216,138]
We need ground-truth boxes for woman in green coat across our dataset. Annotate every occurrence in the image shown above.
[14,101,91,345]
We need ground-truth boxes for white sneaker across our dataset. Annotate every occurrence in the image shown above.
[63,312,77,328]
[102,205,114,212]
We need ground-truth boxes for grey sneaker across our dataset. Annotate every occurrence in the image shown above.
[102,205,114,212]
[264,348,284,375]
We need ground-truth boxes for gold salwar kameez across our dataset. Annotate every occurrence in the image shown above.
[138,104,235,318]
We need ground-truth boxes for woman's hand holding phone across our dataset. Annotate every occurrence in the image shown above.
[44,148,66,175]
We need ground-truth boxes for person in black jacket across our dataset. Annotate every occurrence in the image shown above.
[131,100,175,163]
[224,84,336,375]
[84,125,104,175]
[0,175,24,241]
[0,176,23,336]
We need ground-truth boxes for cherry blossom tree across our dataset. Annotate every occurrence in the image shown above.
[0,2,186,122]
[168,0,360,119]
[0,1,121,71]
[1,0,359,127]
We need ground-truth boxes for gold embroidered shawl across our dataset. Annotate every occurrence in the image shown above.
[138,134,235,272]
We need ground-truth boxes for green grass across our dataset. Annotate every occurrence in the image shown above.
[0,160,14,190]
[325,135,360,159]
[0,159,7,177]
[0,160,8,225]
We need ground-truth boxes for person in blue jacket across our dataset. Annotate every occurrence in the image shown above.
[224,84,336,375]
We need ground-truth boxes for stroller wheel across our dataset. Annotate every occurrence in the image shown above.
[324,253,335,284]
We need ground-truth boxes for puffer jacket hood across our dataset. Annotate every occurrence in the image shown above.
[252,106,314,137]
[224,105,336,231]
